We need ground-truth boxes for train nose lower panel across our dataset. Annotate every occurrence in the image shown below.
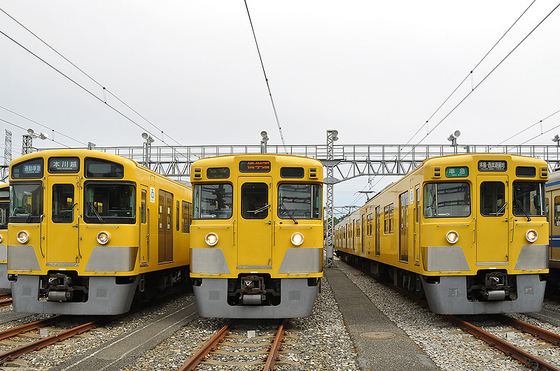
[193,278,319,319]
[421,274,546,315]
[11,275,139,315]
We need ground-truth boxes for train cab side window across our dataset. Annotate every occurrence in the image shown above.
[193,184,233,219]
[424,182,470,218]
[241,183,269,219]
[52,184,74,223]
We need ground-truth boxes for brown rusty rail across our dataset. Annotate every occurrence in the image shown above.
[262,318,288,371]
[178,321,233,371]
[0,316,113,365]
[443,314,560,371]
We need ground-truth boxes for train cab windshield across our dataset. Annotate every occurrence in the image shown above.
[423,182,471,218]
[83,182,136,224]
[512,181,545,218]
[10,182,43,223]
[278,184,322,220]
[193,184,233,219]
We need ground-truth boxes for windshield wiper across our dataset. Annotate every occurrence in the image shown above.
[495,201,508,216]
[280,203,298,224]
[248,204,270,215]
[87,202,105,223]
[515,199,531,221]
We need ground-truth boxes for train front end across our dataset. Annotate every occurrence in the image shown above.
[190,154,323,319]
[420,154,549,314]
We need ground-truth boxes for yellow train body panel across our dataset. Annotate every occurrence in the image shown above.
[7,149,191,315]
[335,153,549,314]
[0,183,9,289]
[190,154,323,318]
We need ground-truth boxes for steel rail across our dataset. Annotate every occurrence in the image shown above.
[262,318,288,371]
[0,315,62,341]
[443,314,560,371]
[179,321,233,371]
[498,314,560,346]
[0,317,110,365]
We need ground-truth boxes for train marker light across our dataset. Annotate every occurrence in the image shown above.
[205,232,219,246]
[16,230,29,244]
[526,229,538,243]
[446,230,459,244]
[96,231,110,245]
[291,232,304,246]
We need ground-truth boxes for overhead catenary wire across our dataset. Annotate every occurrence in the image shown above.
[243,0,288,153]
[0,7,188,152]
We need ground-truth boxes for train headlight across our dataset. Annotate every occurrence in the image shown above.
[205,233,219,246]
[16,230,29,244]
[446,230,459,244]
[526,229,538,243]
[0,235,3,243]
[96,231,110,245]
[291,232,304,246]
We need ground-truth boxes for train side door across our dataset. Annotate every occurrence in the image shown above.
[140,186,149,265]
[158,189,173,263]
[399,191,409,262]
[46,177,79,264]
[237,178,272,267]
[476,176,510,263]
[413,187,420,263]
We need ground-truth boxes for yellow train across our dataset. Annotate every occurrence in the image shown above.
[0,183,9,289]
[335,153,549,315]
[7,149,192,315]
[190,154,323,318]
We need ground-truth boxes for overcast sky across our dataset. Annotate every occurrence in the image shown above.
[1,1,559,208]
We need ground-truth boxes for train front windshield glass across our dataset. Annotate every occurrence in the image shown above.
[0,203,8,229]
[278,184,322,219]
[84,183,135,223]
[423,182,470,218]
[10,182,43,222]
[513,182,545,217]
[193,184,233,219]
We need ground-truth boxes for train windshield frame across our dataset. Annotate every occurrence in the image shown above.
[10,182,44,223]
[277,183,322,220]
[83,181,136,224]
[193,183,233,219]
[423,182,471,218]
[512,181,545,217]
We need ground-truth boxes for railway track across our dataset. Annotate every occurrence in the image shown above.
[0,315,114,365]
[180,319,289,371]
[0,293,12,308]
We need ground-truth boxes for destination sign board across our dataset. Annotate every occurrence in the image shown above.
[239,161,271,173]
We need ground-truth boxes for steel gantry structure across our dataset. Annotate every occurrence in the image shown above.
[37,141,560,266]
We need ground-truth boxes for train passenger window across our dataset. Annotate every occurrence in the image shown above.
[241,183,269,219]
[278,184,322,220]
[512,181,545,218]
[554,197,560,226]
[83,182,136,224]
[384,204,394,233]
[52,184,74,223]
[193,184,233,219]
[141,190,147,224]
[424,182,470,218]
[0,202,8,229]
[182,201,191,232]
